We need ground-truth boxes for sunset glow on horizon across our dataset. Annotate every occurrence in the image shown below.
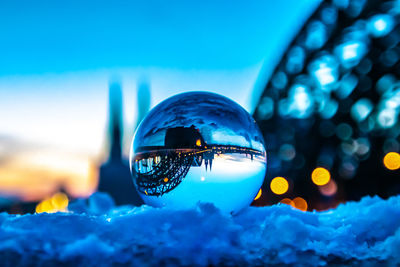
[0,147,98,202]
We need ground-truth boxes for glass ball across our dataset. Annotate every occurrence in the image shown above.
[129,92,267,213]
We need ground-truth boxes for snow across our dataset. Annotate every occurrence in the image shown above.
[1,192,399,266]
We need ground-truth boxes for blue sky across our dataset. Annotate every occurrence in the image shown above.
[0,0,320,158]
[1,1,317,75]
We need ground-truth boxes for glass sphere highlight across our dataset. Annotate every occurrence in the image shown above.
[129,92,267,213]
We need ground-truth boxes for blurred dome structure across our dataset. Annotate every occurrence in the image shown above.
[254,0,400,210]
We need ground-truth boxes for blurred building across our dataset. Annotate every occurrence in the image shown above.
[253,0,400,210]
[97,82,143,206]
[136,78,151,129]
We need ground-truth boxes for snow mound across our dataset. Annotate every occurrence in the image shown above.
[1,193,399,266]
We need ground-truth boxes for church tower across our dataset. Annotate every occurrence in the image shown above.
[97,81,143,206]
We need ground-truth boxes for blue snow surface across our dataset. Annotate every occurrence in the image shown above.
[1,193,400,266]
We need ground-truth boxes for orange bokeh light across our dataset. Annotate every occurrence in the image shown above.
[280,198,295,208]
[383,152,400,170]
[311,167,331,186]
[270,177,289,195]
[293,197,308,211]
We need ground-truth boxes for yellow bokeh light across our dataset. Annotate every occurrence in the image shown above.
[163,177,169,183]
[383,152,400,170]
[35,202,43,214]
[36,199,51,214]
[41,200,54,213]
[254,188,262,200]
[35,192,69,214]
[311,167,331,186]
[196,139,202,146]
[51,192,69,210]
[293,197,308,211]
[270,177,289,195]
[280,198,295,208]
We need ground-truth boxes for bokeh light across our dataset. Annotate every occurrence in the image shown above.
[280,198,295,208]
[311,167,331,186]
[254,188,262,200]
[383,152,400,170]
[51,193,69,209]
[35,193,69,214]
[318,179,338,196]
[196,139,202,147]
[293,197,308,211]
[270,177,289,195]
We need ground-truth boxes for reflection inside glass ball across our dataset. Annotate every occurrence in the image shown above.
[130,92,267,213]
